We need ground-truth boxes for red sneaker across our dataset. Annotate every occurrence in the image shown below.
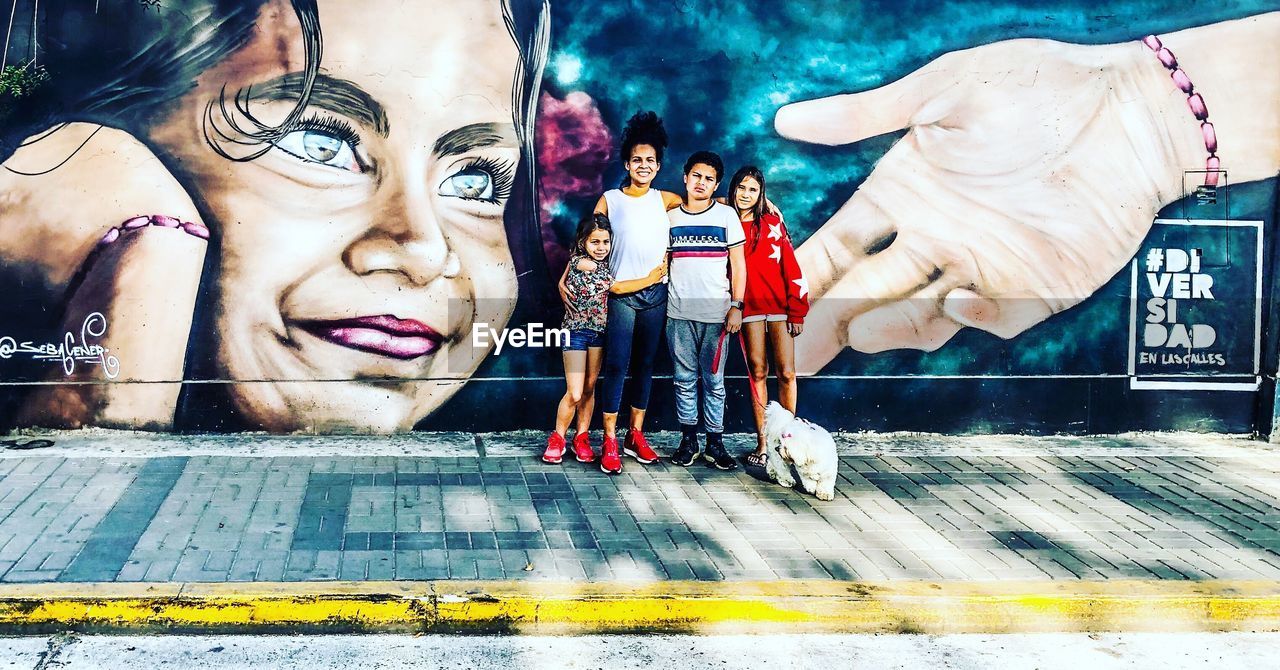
[600,436,622,475]
[573,432,596,463]
[541,432,566,464]
[623,429,658,464]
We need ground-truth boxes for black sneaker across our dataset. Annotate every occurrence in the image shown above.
[670,426,700,467]
[702,433,738,470]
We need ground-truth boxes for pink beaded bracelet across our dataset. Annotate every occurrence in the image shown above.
[1143,34,1220,187]
[98,214,210,246]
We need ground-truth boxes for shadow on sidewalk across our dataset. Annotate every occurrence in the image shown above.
[1,438,1277,587]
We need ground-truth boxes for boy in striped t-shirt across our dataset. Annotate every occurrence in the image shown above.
[666,151,746,471]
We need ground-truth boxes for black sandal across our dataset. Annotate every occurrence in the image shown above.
[743,451,767,467]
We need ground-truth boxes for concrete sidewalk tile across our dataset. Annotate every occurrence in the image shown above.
[1137,559,1192,580]
[554,559,589,580]
[38,550,78,572]
[115,560,148,581]
[578,558,613,581]
[143,559,178,582]
[1233,556,1280,579]
[0,536,35,562]
[1153,557,1209,580]
[2,432,1276,595]
[203,550,237,573]
[2,569,63,582]
[338,551,394,580]
[227,555,260,582]
[656,560,692,580]
[543,530,573,549]
[10,550,51,572]
[1015,552,1083,580]
[884,549,941,579]
[475,559,505,580]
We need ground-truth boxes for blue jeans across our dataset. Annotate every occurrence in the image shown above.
[665,318,728,434]
[599,283,667,415]
[562,328,605,351]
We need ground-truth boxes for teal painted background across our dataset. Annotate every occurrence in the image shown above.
[1,1,1276,434]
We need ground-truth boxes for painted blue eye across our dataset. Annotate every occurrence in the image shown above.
[301,132,341,162]
[274,129,361,172]
[438,167,494,200]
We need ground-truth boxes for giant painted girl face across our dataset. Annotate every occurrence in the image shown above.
[148,0,523,431]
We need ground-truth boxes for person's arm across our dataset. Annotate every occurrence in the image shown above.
[1153,13,1280,183]
[660,190,684,211]
[557,261,571,304]
[614,210,672,293]
[609,264,665,294]
[764,197,785,223]
[593,194,609,215]
[582,265,612,319]
[576,258,599,273]
[776,220,808,336]
[726,244,746,334]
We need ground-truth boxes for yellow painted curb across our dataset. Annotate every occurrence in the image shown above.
[1,580,1279,634]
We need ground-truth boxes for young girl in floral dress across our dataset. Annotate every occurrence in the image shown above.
[543,214,614,466]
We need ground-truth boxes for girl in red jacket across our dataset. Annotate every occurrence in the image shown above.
[728,166,809,466]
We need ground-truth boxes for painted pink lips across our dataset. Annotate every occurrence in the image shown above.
[299,315,445,360]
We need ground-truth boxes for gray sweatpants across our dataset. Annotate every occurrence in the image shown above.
[665,318,728,434]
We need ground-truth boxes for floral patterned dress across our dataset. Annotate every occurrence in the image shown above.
[562,254,613,332]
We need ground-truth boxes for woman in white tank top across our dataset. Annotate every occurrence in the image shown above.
[556,111,683,475]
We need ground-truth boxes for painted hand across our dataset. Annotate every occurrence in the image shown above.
[2,124,208,428]
[775,39,1198,373]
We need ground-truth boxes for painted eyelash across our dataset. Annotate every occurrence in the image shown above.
[459,156,515,202]
[294,113,362,148]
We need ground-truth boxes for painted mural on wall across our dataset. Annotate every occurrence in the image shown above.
[0,1,1276,434]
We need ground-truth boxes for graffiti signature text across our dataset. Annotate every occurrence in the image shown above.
[0,313,120,379]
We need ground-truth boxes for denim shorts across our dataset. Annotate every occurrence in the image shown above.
[563,328,605,351]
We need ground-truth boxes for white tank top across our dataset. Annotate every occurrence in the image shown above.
[603,188,669,283]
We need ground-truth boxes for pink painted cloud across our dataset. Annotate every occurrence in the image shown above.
[535,91,614,274]
[535,91,613,224]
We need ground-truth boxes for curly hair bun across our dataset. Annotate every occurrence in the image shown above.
[620,110,668,162]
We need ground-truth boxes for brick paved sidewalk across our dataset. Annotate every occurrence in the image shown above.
[1,431,1278,585]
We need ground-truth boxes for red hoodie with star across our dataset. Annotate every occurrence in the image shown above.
[740,213,809,324]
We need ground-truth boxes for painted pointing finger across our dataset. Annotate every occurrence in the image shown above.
[774,61,951,146]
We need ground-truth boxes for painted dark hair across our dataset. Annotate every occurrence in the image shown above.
[3,0,550,306]
[683,150,724,182]
[6,1,547,147]
[728,165,769,248]
[573,213,612,257]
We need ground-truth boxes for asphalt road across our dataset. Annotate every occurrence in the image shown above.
[2,632,1276,669]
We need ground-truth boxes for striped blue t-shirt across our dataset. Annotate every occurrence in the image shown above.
[667,202,745,323]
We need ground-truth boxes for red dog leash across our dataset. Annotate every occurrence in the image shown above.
[712,329,766,410]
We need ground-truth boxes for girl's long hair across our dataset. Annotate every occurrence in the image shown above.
[572,213,612,257]
[728,165,768,249]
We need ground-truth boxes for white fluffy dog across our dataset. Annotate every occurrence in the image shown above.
[762,401,838,500]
